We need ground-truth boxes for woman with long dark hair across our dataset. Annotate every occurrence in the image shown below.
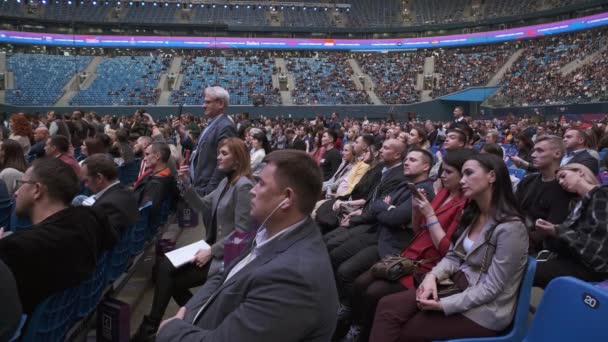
[370,154,528,342]
[407,126,430,151]
[250,131,271,177]
[0,139,27,194]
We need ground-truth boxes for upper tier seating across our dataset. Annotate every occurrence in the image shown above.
[6,54,92,106]
[286,54,371,105]
[433,44,514,97]
[70,56,167,106]
[357,52,424,104]
[170,56,280,105]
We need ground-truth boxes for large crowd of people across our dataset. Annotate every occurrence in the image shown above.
[0,85,607,341]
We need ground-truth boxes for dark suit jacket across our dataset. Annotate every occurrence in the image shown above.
[93,183,139,234]
[28,140,45,159]
[191,114,236,197]
[156,217,339,342]
[288,137,306,151]
[567,149,599,174]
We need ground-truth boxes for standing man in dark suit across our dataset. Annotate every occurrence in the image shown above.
[449,106,466,129]
[189,86,236,197]
[80,154,139,234]
[156,150,339,342]
[286,128,306,150]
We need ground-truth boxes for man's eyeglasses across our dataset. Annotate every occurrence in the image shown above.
[15,179,38,189]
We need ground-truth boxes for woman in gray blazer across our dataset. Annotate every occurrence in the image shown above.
[133,137,253,341]
[370,154,529,342]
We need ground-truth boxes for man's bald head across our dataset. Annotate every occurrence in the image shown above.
[380,138,406,167]
[34,127,49,142]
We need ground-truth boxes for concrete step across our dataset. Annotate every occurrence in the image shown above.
[487,48,524,86]
[560,42,608,75]
[347,58,382,104]
[157,90,172,106]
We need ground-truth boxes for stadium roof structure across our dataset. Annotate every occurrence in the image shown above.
[438,86,500,102]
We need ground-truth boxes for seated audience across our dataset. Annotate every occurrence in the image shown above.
[479,143,521,190]
[80,154,138,234]
[323,142,355,196]
[155,150,338,342]
[133,142,177,214]
[250,131,271,177]
[330,147,435,334]
[134,138,254,341]
[79,136,109,164]
[0,259,22,342]
[514,135,572,253]
[342,135,373,196]
[27,126,49,161]
[0,158,116,313]
[371,154,528,341]
[344,149,473,341]
[407,125,430,150]
[560,128,599,174]
[533,163,608,288]
[44,134,81,174]
[0,139,27,194]
[8,113,32,156]
[113,128,135,165]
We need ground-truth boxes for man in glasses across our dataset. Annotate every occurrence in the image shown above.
[0,157,117,314]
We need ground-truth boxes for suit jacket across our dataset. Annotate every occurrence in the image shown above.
[28,140,45,159]
[429,218,529,331]
[288,137,306,151]
[191,114,236,197]
[182,176,253,259]
[370,179,435,257]
[156,217,339,342]
[566,149,599,174]
[93,183,139,234]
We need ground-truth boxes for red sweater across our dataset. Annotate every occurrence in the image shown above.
[400,188,467,288]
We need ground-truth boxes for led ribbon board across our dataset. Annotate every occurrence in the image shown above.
[1,11,607,50]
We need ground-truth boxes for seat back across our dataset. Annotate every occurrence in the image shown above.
[131,201,153,256]
[508,168,526,180]
[9,314,27,342]
[108,226,134,282]
[76,252,109,318]
[524,276,608,341]
[20,286,80,341]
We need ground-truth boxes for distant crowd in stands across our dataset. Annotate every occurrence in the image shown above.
[494,27,608,105]
[0,97,608,341]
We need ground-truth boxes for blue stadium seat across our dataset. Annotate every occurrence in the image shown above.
[436,257,536,342]
[9,314,27,342]
[131,201,153,256]
[523,276,608,341]
[76,252,109,318]
[117,159,141,186]
[599,151,607,161]
[508,168,526,180]
[20,286,80,341]
[0,200,13,231]
[107,226,135,282]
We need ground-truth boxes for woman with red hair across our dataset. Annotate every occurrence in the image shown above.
[9,113,33,155]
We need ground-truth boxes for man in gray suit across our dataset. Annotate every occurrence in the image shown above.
[189,86,236,196]
[157,150,339,342]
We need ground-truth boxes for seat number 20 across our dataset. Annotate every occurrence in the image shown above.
[582,293,600,309]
